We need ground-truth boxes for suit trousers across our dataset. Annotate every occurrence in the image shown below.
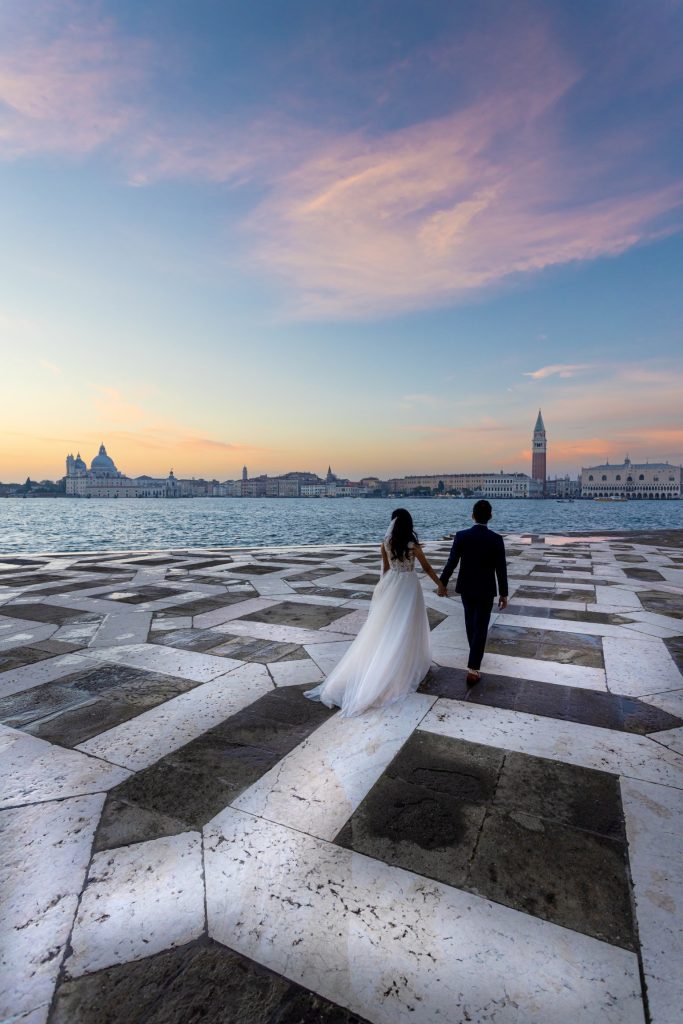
[461,595,494,671]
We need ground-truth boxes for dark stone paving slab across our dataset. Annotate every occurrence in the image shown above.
[283,566,340,582]
[638,589,683,619]
[347,573,381,585]
[664,636,683,675]
[0,573,68,587]
[51,939,370,1023]
[335,731,635,949]
[149,628,231,652]
[623,567,666,582]
[95,685,334,850]
[208,637,309,663]
[0,665,201,746]
[228,564,284,575]
[0,603,99,624]
[153,594,255,619]
[503,603,633,625]
[487,623,604,667]
[418,665,683,733]
[0,643,76,672]
[238,600,351,630]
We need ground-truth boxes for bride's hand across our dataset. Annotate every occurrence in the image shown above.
[436,582,448,597]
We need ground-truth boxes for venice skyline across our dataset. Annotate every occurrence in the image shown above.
[1,1,682,481]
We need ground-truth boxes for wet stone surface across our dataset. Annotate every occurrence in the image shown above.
[336,731,635,949]
[487,623,604,667]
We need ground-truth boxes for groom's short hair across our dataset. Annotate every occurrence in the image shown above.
[472,499,492,523]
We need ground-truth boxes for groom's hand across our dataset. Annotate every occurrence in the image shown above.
[498,596,508,610]
[437,582,448,597]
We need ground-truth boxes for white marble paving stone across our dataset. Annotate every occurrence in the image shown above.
[88,610,153,649]
[5,1004,50,1023]
[76,662,273,771]
[419,699,683,788]
[622,621,683,640]
[84,641,242,681]
[0,652,95,699]
[229,693,435,841]
[650,727,683,756]
[149,615,193,632]
[303,639,353,675]
[644,976,683,1024]
[192,596,276,629]
[250,577,297,597]
[212,619,353,646]
[0,794,105,1018]
[603,637,681,696]
[641,688,683,718]
[621,778,683,1023]
[266,659,324,688]
[65,831,205,979]
[595,586,644,609]
[0,725,131,809]
[204,808,645,1024]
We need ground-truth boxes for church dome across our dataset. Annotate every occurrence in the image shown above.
[91,443,117,474]
[74,453,86,471]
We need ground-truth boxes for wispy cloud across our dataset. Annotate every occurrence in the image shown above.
[524,364,592,380]
[39,359,62,376]
[2,6,682,321]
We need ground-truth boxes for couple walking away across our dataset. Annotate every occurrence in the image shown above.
[306,500,508,717]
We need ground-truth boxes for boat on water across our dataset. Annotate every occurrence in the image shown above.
[594,496,628,502]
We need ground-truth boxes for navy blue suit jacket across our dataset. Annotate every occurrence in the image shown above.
[440,524,508,600]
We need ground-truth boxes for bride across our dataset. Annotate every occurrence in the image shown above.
[305,508,446,717]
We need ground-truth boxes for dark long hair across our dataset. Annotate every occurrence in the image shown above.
[389,508,418,561]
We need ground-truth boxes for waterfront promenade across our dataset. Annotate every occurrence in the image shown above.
[1,533,682,1023]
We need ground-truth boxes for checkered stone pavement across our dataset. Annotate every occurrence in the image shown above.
[1,533,682,1024]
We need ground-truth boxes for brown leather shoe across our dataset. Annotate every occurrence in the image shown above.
[466,670,481,684]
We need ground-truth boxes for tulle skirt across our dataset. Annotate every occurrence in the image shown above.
[305,569,432,717]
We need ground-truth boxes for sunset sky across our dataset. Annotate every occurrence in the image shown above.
[1,0,682,482]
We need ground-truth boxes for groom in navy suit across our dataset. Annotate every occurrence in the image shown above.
[439,499,508,683]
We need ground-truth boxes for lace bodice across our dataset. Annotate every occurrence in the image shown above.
[383,539,416,573]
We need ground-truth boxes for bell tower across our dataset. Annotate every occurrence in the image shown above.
[531,410,547,495]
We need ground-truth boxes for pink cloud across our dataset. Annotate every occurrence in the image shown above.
[524,364,592,380]
[0,2,148,159]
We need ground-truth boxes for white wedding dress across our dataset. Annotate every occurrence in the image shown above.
[305,538,432,717]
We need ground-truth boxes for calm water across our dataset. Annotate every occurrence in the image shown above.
[0,497,681,554]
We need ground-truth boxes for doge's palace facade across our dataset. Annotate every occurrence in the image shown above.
[580,457,681,499]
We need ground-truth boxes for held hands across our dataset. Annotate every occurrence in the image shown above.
[436,582,448,597]
[498,596,508,610]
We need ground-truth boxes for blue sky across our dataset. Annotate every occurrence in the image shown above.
[1,0,682,480]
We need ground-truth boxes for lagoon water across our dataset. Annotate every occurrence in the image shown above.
[0,497,681,554]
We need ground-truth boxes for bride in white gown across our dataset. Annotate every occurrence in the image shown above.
[305,509,446,717]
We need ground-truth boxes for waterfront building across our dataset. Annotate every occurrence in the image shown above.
[546,475,582,498]
[580,457,682,499]
[484,472,543,498]
[531,410,547,496]
[388,471,540,498]
[64,444,180,498]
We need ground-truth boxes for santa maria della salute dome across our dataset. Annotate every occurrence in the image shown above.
[89,443,118,476]
[65,444,180,498]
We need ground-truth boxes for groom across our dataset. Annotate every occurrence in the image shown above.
[439,499,508,684]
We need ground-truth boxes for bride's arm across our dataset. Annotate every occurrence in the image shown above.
[414,544,447,595]
[381,544,390,575]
